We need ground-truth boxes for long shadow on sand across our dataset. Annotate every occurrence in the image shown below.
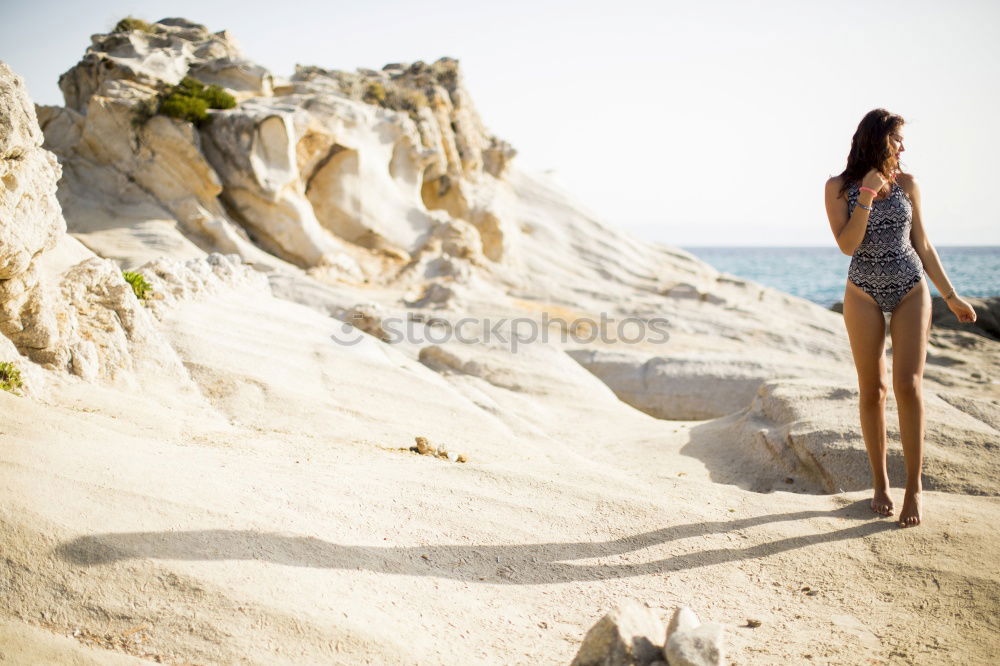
[54,500,895,584]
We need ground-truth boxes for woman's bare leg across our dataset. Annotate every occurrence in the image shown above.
[842,280,893,516]
[888,277,931,527]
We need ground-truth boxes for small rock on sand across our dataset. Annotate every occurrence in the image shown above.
[570,599,665,666]
[665,606,700,640]
[664,622,725,666]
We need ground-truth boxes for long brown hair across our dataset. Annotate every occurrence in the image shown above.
[835,108,906,198]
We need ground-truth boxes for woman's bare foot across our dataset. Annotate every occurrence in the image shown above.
[870,487,894,517]
[898,489,922,527]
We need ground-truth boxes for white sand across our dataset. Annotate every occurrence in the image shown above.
[3,275,998,665]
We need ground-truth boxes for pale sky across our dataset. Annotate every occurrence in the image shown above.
[3,0,999,246]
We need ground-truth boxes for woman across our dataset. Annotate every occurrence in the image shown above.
[823,108,976,528]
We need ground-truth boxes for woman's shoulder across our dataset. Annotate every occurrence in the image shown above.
[825,174,855,191]
[826,174,862,186]
[895,171,917,198]
[825,175,858,202]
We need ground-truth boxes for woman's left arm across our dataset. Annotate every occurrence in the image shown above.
[903,174,977,323]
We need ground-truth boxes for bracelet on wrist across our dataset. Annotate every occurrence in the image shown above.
[943,288,957,300]
[857,201,872,211]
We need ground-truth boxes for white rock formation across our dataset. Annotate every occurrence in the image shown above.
[133,251,273,320]
[36,19,521,286]
[731,377,1000,495]
[1,60,240,395]
[1,62,67,367]
[57,17,272,113]
[36,78,294,273]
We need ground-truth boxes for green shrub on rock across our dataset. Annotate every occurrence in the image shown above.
[363,81,387,105]
[159,94,209,125]
[363,81,429,118]
[133,76,237,128]
[0,361,23,395]
[387,88,429,113]
[200,83,238,110]
[113,16,155,34]
[122,270,152,300]
[158,76,236,127]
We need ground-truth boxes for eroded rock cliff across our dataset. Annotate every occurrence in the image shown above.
[0,60,266,394]
[34,17,522,285]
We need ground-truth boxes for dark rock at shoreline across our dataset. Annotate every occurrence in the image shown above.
[931,296,1000,341]
[829,296,1000,342]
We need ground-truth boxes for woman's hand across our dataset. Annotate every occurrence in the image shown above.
[862,168,888,193]
[946,295,977,323]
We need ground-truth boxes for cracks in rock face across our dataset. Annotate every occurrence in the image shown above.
[213,189,263,247]
[783,431,838,493]
[304,143,346,195]
[193,123,272,253]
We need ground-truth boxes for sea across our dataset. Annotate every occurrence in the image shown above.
[680,246,1000,309]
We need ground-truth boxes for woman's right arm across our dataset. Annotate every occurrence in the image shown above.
[825,175,878,255]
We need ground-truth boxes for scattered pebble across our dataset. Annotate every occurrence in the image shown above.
[408,435,468,462]
[414,436,433,455]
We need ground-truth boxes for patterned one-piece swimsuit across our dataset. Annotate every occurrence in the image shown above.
[846,180,925,313]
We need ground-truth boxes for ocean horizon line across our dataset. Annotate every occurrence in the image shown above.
[680,245,999,306]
